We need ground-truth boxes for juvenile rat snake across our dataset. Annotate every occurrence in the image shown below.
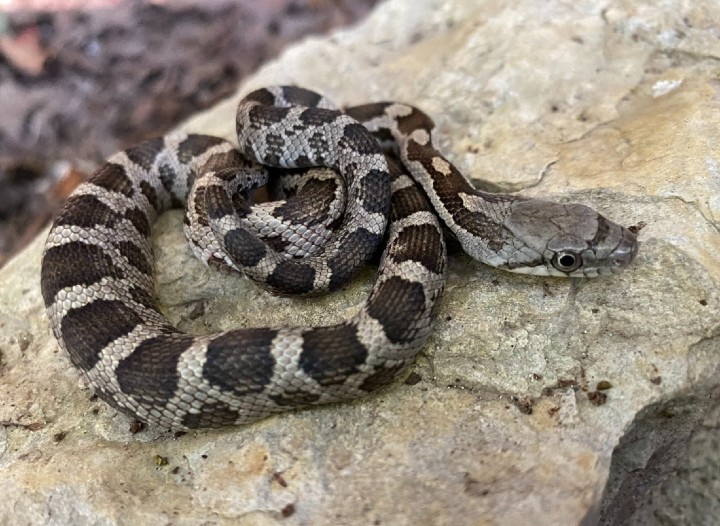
[40,86,638,430]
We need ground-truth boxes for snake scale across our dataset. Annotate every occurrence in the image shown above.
[40,86,638,430]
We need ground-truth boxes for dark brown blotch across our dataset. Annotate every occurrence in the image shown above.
[114,240,153,276]
[204,185,236,220]
[203,328,278,396]
[358,168,391,215]
[389,185,433,221]
[299,323,368,386]
[181,402,241,429]
[178,134,227,164]
[340,122,382,156]
[91,163,135,198]
[124,207,152,237]
[125,137,165,172]
[115,333,196,406]
[223,228,267,267]
[366,276,427,343]
[388,223,445,275]
[273,178,339,228]
[191,187,209,226]
[327,228,383,291]
[41,242,124,306]
[298,107,340,126]
[359,363,407,392]
[281,86,323,107]
[344,102,394,123]
[263,235,291,255]
[139,180,160,212]
[61,299,145,372]
[127,284,158,310]
[265,259,316,295]
[54,194,120,230]
[395,107,435,136]
[243,88,275,106]
[248,105,292,126]
[158,162,176,193]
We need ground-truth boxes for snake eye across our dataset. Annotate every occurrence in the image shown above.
[552,252,581,273]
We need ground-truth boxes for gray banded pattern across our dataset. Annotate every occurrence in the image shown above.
[41,86,638,430]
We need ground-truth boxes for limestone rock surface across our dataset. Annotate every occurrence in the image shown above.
[1,0,719,524]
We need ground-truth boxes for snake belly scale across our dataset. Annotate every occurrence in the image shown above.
[40,86,638,430]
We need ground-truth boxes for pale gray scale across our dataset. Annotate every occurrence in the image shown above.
[225,394,279,419]
[177,138,237,204]
[44,223,112,252]
[48,277,167,334]
[244,207,325,249]
[311,260,333,290]
[47,272,128,324]
[244,204,335,258]
[458,192,515,221]
[351,312,401,360]
[506,265,566,278]
[185,222,229,268]
[354,113,394,134]
[265,85,338,111]
[122,398,169,429]
[108,151,174,215]
[386,211,441,241]
[159,134,238,203]
[346,208,387,237]
[266,329,326,396]
[390,172,416,192]
[379,258,442,290]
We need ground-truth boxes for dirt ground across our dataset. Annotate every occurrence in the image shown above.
[0,0,379,266]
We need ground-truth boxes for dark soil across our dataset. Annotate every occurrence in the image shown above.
[0,0,379,266]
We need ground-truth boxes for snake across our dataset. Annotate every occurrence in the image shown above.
[40,86,639,430]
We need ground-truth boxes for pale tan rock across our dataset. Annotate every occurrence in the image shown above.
[1,0,719,524]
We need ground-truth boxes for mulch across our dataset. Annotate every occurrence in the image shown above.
[0,0,379,266]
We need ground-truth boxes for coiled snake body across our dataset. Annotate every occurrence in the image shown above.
[40,86,638,430]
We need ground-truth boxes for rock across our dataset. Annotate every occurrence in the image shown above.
[1,0,719,524]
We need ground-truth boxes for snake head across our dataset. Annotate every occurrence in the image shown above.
[501,199,638,277]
